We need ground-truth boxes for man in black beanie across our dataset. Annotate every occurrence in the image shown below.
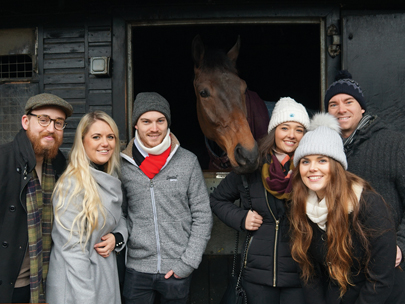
[325,70,405,302]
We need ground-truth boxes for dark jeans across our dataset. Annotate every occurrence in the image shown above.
[12,285,30,303]
[123,268,192,304]
[242,278,306,304]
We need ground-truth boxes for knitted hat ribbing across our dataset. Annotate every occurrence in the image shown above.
[268,97,310,133]
[132,92,171,127]
[324,70,366,112]
[293,113,348,170]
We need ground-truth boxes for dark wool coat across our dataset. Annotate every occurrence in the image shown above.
[210,169,302,288]
[303,190,398,304]
[344,116,405,265]
[0,129,66,303]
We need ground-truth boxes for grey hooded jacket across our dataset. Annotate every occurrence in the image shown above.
[121,133,212,278]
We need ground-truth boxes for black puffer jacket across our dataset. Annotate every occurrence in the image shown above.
[0,129,66,303]
[210,169,301,287]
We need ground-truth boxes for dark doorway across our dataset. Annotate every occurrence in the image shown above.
[131,23,320,169]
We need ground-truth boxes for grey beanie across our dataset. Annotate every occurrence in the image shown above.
[293,113,347,170]
[132,92,171,127]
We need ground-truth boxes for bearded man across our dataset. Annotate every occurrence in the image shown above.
[0,93,73,303]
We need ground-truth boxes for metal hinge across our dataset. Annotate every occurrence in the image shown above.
[327,24,341,58]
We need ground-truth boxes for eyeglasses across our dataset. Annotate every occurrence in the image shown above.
[28,113,67,130]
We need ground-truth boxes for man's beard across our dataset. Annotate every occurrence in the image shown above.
[26,128,63,160]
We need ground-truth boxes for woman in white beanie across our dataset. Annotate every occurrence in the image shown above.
[211,97,309,303]
[290,113,400,304]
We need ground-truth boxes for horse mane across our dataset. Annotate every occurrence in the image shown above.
[200,48,238,74]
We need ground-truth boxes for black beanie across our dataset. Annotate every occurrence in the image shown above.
[132,92,171,127]
[324,70,366,112]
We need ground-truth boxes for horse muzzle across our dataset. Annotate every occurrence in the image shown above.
[233,142,259,174]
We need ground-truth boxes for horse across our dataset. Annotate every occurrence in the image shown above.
[192,35,270,174]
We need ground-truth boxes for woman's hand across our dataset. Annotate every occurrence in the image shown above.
[245,210,263,231]
[94,233,116,258]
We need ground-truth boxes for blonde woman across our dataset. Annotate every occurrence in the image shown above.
[46,111,127,304]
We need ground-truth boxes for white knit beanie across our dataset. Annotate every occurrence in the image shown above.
[293,113,348,169]
[267,97,310,133]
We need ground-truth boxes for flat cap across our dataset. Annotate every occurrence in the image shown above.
[25,93,73,118]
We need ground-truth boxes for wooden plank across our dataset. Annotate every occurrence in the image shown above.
[88,77,112,90]
[65,116,81,128]
[87,91,112,105]
[88,29,111,43]
[68,100,86,114]
[112,17,127,142]
[88,46,111,57]
[44,68,84,74]
[44,58,85,69]
[44,37,85,44]
[43,73,85,84]
[44,53,84,60]
[88,42,112,47]
[44,86,86,99]
[88,105,112,116]
[43,43,84,54]
[44,28,85,39]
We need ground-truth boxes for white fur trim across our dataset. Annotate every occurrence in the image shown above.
[309,112,341,133]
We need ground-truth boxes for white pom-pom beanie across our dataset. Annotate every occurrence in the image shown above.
[293,113,348,169]
[267,97,310,133]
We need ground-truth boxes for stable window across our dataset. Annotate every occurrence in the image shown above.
[0,28,36,82]
[0,55,33,80]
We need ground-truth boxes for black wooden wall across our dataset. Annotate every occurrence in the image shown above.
[38,23,117,154]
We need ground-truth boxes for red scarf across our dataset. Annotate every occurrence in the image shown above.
[132,143,171,179]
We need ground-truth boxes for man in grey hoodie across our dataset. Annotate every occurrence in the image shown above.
[120,92,213,304]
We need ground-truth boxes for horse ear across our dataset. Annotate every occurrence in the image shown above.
[192,35,205,68]
[227,35,241,65]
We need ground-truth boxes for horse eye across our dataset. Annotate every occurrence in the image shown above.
[199,89,210,98]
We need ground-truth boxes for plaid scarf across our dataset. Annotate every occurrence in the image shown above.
[262,153,294,200]
[26,159,54,303]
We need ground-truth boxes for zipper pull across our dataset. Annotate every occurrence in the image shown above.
[150,180,154,188]
[275,220,279,231]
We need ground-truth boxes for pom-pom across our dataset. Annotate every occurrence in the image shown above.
[334,70,352,81]
[308,113,341,133]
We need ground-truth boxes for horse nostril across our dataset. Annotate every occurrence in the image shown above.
[235,146,247,166]
[233,143,259,174]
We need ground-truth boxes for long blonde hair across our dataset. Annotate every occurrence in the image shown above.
[53,111,121,250]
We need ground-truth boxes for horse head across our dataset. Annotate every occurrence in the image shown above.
[192,35,259,174]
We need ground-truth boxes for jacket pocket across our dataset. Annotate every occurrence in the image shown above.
[159,220,188,258]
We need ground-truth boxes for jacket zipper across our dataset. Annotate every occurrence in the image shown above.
[150,179,162,273]
[243,236,253,267]
[265,189,280,287]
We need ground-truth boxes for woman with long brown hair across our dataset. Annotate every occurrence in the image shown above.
[290,113,400,303]
[211,97,309,303]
